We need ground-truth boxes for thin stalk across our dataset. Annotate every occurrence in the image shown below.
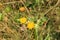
[34,19,40,40]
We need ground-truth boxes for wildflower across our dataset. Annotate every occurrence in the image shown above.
[20,17,27,24]
[19,7,25,12]
[27,21,35,29]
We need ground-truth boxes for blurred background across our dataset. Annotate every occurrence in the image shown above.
[0,0,60,40]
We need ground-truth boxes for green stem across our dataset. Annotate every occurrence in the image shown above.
[35,19,40,40]
[35,24,38,40]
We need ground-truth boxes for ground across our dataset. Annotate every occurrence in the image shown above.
[0,0,60,40]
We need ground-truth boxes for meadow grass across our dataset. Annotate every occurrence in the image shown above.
[0,0,60,40]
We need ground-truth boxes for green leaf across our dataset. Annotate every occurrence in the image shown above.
[44,34,50,40]
[41,17,48,22]
[39,17,48,26]
[36,0,39,4]
[5,6,11,12]
[28,17,34,21]
[0,13,3,21]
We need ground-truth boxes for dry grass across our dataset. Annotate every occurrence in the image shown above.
[0,0,60,40]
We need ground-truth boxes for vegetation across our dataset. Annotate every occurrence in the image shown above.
[0,0,60,40]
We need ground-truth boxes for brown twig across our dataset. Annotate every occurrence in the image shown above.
[44,0,60,15]
[3,1,21,5]
[2,0,31,16]
[20,0,31,16]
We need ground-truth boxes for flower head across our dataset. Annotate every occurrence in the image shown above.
[20,17,27,24]
[27,21,35,29]
[19,7,25,12]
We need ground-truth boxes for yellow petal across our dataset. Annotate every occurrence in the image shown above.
[20,17,27,24]
[27,21,35,29]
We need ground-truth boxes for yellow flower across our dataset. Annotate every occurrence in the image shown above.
[27,21,35,29]
[20,17,27,24]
